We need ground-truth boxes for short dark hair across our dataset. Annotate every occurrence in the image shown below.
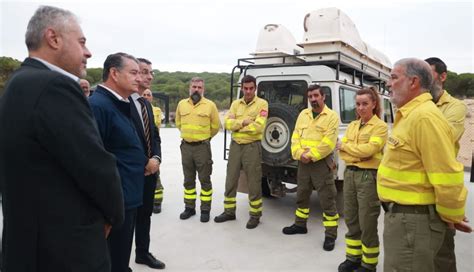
[241,75,256,86]
[102,52,138,82]
[137,58,152,65]
[307,84,323,95]
[425,57,447,74]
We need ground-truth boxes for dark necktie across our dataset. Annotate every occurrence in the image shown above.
[137,97,152,157]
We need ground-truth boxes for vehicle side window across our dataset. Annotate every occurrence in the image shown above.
[320,86,332,109]
[383,98,394,123]
[258,81,308,112]
[339,87,356,123]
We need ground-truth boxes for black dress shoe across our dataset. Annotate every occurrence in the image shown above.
[136,252,166,269]
[323,236,336,251]
[180,208,196,220]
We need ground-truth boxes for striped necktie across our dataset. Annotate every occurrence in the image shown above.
[137,97,152,157]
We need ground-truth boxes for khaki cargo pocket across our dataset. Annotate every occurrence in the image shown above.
[429,220,446,253]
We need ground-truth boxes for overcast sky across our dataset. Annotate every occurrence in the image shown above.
[1,0,472,73]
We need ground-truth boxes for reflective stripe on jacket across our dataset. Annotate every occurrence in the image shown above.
[175,97,220,142]
[340,115,388,169]
[225,96,268,144]
[377,93,467,223]
[291,106,339,162]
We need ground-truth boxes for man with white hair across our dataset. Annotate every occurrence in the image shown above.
[0,5,124,271]
[378,58,468,271]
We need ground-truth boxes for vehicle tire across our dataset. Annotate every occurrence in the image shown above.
[261,103,300,166]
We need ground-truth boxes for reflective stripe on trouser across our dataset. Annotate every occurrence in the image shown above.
[434,228,456,272]
[180,140,213,211]
[223,141,262,217]
[294,159,338,239]
[383,205,447,271]
[343,168,380,270]
[153,175,164,205]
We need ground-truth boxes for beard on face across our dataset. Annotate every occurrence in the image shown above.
[311,101,320,109]
[190,91,202,104]
[430,80,443,102]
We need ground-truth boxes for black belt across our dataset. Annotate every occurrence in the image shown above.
[346,165,376,172]
[382,202,431,214]
[183,140,207,145]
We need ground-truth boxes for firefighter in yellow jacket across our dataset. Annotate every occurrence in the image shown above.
[378,58,468,271]
[176,77,220,223]
[143,89,165,214]
[425,57,471,272]
[214,75,268,229]
[337,87,388,272]
[282,84,340,251]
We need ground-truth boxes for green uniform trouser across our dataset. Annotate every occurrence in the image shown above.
[180,140,213,211]
[343,168,380,270]
[383,204,446,271]
[223,141,263,218]
[153,174,163,206]
[294,159,339,239]
[435,228,456,272]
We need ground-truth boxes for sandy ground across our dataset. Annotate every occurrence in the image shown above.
[458,98,474,169]
[129,128,473,272]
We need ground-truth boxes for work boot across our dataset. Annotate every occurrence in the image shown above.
[323,236,336,251]
[153,204,162,214]
[214,212,236,223]
[282,224,308,235]
[246,217,260,229]
[338,259,361,272]
[356,266,375,272]
[200,211,210,223]
[179,208,196,220]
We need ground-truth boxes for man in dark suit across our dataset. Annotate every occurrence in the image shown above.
[0,6,124,271]
[130,58,165,269]
[89,52,148,272]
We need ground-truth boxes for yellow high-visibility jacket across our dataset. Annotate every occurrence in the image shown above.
[377,93,467,223]
[152,106,162,128]
[436,90,467,155]
[225,96,268,144]
[175,97,220,142]
[339,115,388,169]
[291,105,339,162]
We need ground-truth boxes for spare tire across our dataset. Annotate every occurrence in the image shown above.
[261,103,300,166]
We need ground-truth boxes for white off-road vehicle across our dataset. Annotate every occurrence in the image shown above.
[225,8,394,196]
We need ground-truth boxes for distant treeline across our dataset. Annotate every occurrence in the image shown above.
[1,56,473,111]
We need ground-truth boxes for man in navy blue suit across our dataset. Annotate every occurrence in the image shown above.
[130,58,165,269]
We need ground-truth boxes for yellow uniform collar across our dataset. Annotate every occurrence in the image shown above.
[398,92,433,118]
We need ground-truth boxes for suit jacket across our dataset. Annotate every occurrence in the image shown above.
[0,58,124,272]
[129,95,162,180]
